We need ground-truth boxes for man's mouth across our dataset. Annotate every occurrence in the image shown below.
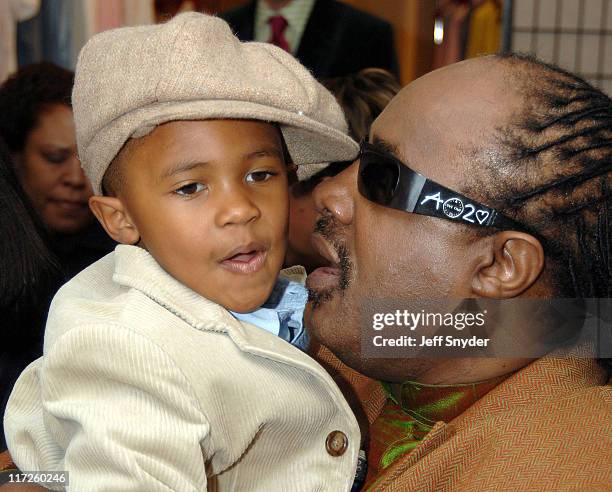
[306,233,341,291]
[219,242,267,274]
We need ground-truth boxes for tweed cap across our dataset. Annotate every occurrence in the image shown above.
[72,12,358,194]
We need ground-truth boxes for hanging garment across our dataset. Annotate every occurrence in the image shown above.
[44,0,73,69]
[71,0,96,68]
[16,0,74,70]
[1,0,40,81]
[465,0,501,58]
[18,0,154,71]
[432,0,471,70]
[123,0,155,26]
[95,0,123,34]
[16,3,41,68]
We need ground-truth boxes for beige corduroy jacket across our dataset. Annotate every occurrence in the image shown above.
[4,245,360,491]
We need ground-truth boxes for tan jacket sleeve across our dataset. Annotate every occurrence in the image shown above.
[6,324,211,492]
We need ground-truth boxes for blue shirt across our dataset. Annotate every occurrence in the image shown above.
[230,276,308,351]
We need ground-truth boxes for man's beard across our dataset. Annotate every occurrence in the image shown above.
[307,213,353,309]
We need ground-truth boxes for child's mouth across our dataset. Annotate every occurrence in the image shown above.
[220,244,267,274]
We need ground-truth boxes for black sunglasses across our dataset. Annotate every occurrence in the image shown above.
[357,141,523,230]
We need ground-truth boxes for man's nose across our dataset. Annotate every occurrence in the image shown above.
[312,161,357,225]
[215,186,261,227]
[62,156,88,188]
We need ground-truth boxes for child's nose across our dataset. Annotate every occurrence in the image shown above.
[215,187,261,227]
[312,162,357,226]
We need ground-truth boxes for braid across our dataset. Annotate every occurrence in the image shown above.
[464,54,611,373]
[480,53,611,302]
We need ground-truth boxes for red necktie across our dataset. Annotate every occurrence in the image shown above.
[268,15,290,52]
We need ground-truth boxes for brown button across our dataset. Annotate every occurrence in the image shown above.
[325,430,348,456]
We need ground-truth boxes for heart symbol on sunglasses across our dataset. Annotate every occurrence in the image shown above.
[475,210,490,224]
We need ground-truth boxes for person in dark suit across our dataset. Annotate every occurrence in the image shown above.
[220,0,398,79]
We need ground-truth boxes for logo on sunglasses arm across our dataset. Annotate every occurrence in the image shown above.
[442,198,464,218]
[420,192,490,225]
[475,209,490,224]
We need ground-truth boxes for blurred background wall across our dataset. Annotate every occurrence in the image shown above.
[2,0,611,93]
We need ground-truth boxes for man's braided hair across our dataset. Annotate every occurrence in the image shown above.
[489,53,610,297]
[471,53,610,370]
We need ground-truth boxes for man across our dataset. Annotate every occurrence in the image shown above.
[307,53,611,490]
[220,0,398,79]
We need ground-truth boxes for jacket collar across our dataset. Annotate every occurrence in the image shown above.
[113,245,234,334]
[111,245,318,368]
[370,352,607,488]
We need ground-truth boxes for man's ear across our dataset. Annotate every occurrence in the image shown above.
[472,231,545,298]
[89,196,140,245]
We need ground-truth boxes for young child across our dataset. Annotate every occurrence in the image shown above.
[4,13,361,491]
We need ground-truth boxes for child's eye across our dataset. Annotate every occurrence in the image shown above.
[175,182,206,196]
[246,171,277,183]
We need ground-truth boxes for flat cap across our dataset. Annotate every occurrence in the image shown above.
[72,12,358,194]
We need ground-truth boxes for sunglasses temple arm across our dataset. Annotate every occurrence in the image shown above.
[490,211,526,231]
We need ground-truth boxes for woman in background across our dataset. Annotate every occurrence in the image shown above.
[0,62,114,281]
[322,68,402,144]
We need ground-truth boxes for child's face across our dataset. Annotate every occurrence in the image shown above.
[120,119,289,312]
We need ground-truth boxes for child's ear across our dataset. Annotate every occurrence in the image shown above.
[471,231,545,298]
[89,196,140,245]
